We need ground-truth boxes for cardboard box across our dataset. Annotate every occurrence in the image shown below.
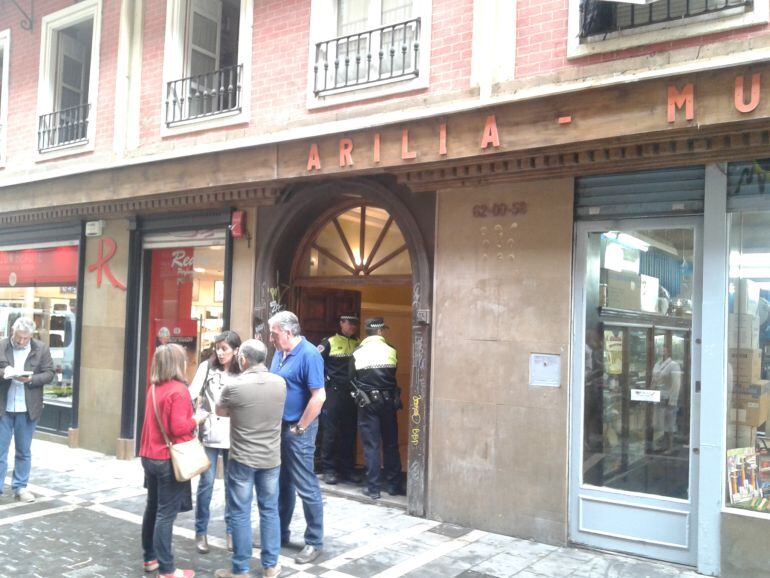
[640,274,659,313]
[729,348,763,386]
[738,278,760,316]
[729,314,760,349]
[733,384,770,427]
[605,270,641,311]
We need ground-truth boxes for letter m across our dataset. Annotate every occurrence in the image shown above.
[667,84,694,123]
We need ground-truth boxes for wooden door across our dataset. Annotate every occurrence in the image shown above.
[296,287,361,346]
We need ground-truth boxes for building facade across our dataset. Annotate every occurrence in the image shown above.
[2,0,770,575]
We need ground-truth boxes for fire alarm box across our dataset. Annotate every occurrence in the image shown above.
[230,210,246,239]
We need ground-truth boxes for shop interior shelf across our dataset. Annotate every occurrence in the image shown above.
[598,307,692,329]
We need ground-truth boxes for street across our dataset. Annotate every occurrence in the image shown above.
[0,440,703,578]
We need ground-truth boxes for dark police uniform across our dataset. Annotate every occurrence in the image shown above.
[318,330,359,482]
[352,325,402,497]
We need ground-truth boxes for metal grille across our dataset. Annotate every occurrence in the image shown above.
[165,64,242,125]
[580,0,752,37]
[38,103,90,152]
[314,17,421,96]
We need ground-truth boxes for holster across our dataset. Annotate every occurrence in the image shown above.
[353,388,372,408]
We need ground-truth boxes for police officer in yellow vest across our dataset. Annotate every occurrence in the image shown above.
[317,314,361,485]
[352,317,403,499]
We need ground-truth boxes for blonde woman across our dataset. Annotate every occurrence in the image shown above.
[140,343,208,578]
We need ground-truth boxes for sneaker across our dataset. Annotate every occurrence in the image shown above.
[294,545,322,564]
[14,489,35,503]
[361,487,380,500]
[158,570,195,578]
[263,564,281,578]
[143,560,159,573]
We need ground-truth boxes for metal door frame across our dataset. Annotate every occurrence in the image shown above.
[568,215,703,566]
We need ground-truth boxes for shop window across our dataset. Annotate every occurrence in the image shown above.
[567,0,768,57]
[0,29,8,166]
[37,1,101,154]
[582,228,694,498]
[162,0,252,131]
[143,241,227,384]
[308,0,431,107]
[725,211,770,514]
[0,245,80,435]
[296,205,412,280]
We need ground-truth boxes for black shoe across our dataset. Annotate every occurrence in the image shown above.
[361,487,381,499]
[341,471,362,484]
[323,472,339,485]
[295,544,322,564]
[386,485,405,496]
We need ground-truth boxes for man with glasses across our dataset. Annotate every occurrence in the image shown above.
[0,317,54,503]
[268,310,326,565]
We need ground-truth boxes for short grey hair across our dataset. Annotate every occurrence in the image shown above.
[12,317,35,335]
[268,311,301,336]
[239,339,267,367]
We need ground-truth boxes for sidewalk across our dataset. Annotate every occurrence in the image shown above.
[0,440,703,578]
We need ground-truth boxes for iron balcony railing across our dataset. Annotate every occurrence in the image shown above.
[166,63,242,125]
[314,17,421,96]
[38,103,90,152]
[581,0,752,37]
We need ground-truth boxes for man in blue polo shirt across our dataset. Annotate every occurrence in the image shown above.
[268,310,326,565]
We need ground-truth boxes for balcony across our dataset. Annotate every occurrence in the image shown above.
[580,0,753,37]
[314,17,421,97]
[165,64,242,126]
[38,104,90,152]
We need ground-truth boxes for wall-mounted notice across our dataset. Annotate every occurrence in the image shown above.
[529,353,561,387]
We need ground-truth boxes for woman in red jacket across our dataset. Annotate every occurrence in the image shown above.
[140,343,208,578]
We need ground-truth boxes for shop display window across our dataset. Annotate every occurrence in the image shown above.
[145,244,226,384]
[582,228,694,499]
[0,245,79,409]
[726,212,770,513]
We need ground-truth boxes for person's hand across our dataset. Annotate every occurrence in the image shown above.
[194,410,209,425]
[16,376,31,383]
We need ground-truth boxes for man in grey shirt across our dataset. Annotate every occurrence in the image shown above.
[215,339,286,578]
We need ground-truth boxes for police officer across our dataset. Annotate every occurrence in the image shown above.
[352,317,403,499]
[317,314,361,485]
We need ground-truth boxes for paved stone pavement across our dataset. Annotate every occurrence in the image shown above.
[0,440,704,578]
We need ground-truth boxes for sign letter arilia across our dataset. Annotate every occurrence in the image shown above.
[735,73,761,114]
[339,138,354,167]
[667,84,694,123]
[307,143,322,171]
[480,115,501,149]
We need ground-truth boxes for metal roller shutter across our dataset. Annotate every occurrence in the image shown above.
[575,166,705,220]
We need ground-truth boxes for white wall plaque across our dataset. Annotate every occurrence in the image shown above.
[529,353,561,387]
[631,389,661,403]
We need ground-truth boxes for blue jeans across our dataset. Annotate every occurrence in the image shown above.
[0,412,39,492]
[279,419,323,548]
[141,458,193,574]
[195,446,232,535]
[227,460,280,573]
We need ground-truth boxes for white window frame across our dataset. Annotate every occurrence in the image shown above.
[307,0,432,110]
[35,0,102,160]
[160,0,253,138]
[567,0,770,59]
[0,29,10,168]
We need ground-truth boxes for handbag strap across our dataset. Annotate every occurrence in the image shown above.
[150,384,173,448]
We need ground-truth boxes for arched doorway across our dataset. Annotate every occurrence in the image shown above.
[254,178,433,516]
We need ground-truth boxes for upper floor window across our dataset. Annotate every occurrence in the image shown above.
[37,1,102,155]
[308,0,431,108]
[163,0,252,130]
[581,0,752,37]
[568,0,768,57]
[0,29,9,166]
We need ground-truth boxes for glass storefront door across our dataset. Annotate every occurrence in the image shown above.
[569,218,702,565]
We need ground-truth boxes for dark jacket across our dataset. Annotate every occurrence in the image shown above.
[319,333,359,385]
[0,338,55,421]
